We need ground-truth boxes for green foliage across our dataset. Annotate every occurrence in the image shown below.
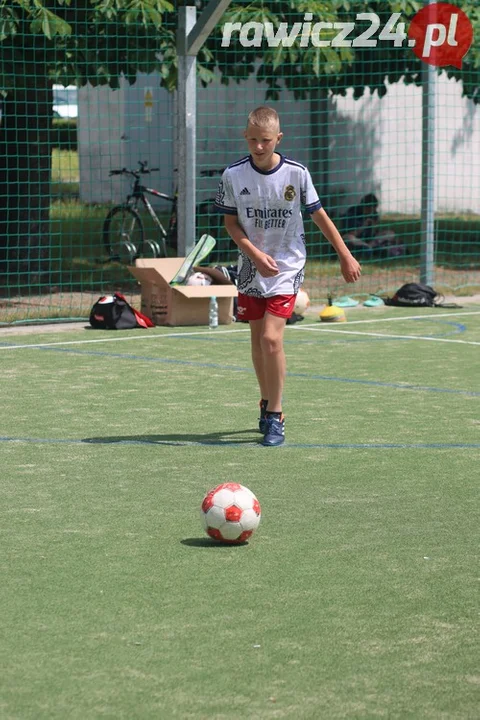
[0,0,478,101]
[0,0,178,91]
[30,8,72,38]
[204,0,479,103]
[0,4,18,41]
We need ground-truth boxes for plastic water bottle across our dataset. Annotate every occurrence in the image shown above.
[209,296,219,329]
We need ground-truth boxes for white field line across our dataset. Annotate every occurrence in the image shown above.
[0,309,479,351]
[0,327,251,351]
[293,325,480,346]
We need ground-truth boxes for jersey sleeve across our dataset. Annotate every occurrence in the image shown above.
[214,170,238,215]
[301,168,322,214]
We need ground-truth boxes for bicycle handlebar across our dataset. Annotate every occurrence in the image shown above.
[109,164,222,178]
[109,167,159,177]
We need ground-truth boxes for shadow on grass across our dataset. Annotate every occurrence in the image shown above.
[181,538,248,548]
[82,429,260,447]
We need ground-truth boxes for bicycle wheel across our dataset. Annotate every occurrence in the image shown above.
[103,205,144,263]
[142,239,163,258]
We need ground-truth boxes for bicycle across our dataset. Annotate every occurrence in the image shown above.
[103,161,177,264]
[103,161,224,264]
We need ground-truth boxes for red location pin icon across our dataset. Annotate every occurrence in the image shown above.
[408,2,473,69]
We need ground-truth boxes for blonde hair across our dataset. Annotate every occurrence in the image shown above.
[247,106,280,131]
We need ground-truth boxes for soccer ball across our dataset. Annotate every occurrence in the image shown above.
[187,272,212,286]
[201,483,261,544]
[294,288,310,316]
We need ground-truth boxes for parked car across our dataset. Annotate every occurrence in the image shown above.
[52,84,78,119]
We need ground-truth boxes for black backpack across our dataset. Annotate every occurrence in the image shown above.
[385,283,461,308]
[89,292,154,329]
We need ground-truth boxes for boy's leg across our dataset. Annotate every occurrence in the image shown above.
[261,310,287,446]
[261,312,287,413]
[250,319,269,432]
[240,294,291,443]
[260,299,295,446]
[249,318,268,400]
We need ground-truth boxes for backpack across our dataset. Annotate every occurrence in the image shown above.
[89,292,154,329]
[384,283,461,308]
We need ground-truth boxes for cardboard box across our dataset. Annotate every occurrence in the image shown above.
[128,258,238,327]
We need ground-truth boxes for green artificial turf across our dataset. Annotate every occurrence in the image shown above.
[1,306,479,718]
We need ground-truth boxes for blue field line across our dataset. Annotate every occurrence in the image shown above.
[1,435,479,450]
[4,342,479,397]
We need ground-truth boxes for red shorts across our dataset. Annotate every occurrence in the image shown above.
[237,293,296,321]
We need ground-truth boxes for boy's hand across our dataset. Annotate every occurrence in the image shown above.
[340,254,361,283]
[254,252,279,277]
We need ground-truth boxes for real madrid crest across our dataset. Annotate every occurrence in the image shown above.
[284,185,296,201]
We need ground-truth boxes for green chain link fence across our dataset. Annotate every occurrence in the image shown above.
[0,1,478,324]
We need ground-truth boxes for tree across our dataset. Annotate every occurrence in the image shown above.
[0,0,478,286]
[197,1,479,102]
[0,0,178,287]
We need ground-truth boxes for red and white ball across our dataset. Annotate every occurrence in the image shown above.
[187,271,212,286]
[201,483,261,544]
[294,288,310,316]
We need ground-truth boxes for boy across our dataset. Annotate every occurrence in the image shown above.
[214,107,361,446]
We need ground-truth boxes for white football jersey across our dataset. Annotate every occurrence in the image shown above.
[214,154,321,297]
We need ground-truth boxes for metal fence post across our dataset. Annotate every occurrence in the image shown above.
[420,0,437,286]
[177,6,197,257]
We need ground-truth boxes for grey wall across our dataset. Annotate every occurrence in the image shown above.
[78,74,174,207]
[78,72,479,217]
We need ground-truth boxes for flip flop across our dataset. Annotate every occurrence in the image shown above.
[363,296,385,307]
[333,296,359,308]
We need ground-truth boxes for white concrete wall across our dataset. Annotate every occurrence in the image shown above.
[78,75,174,206]
[78,82,126,204]
[328,73,480,216]
[78,72,479,217]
